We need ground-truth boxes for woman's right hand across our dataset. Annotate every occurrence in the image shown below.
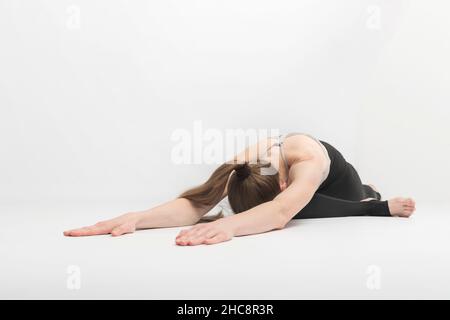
[63,212,141,237]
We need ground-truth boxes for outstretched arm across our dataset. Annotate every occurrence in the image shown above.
[176,159,324,245]
[63,198,215,237]
[64,135,278,237]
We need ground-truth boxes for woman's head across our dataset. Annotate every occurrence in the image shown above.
[227,161,281,213]
[179,160,284,215]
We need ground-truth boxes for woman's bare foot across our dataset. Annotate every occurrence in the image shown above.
[387,197,416,217]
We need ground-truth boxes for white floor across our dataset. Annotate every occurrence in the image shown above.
[1,201,449,299]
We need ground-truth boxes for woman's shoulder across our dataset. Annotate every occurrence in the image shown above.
[282,132,326,160]
[282,132,320,147]
[284,132,319,142]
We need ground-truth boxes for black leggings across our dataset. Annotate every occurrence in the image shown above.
[292,141,391,219]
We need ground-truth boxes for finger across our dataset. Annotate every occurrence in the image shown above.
[204,234,229,245]
[176,231,204,245]
[177,225,215,243]
[186,230,218,246]
[64,228,88,237]
[64,220,115,237]
[176,236,190,246]
[187,235,207,246]
[181,227,205,239]
[177,234,196,245]
[189,227,211,239]
[176,229,190,239]
[64,226,105,237]
[177,231,194,240]
[177,229,188,236]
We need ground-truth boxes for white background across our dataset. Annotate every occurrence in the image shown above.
[1,0,450,299]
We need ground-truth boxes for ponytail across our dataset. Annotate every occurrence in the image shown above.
[180,160,281,218]
[179,162,239,208]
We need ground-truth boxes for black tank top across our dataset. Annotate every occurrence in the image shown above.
[316,140,348,190]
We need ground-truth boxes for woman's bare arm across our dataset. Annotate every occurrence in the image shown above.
[63,198,215,237]
[226,159,324,235]
[176,158,326,245]
[63,138,271,237]
[136,198,215,228]
[175,136,329,245]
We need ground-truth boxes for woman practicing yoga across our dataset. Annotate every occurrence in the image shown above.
[64,132,416,245]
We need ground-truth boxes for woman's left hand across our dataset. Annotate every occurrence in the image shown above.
[175,220,234,246]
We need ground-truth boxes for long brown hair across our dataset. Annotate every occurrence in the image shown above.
[179,161,281,220]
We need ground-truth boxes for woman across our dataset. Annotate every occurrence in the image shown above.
[63,132,416,245]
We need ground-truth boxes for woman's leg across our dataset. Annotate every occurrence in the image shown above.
[318,162,374,201]
[308,141,415,218]
[292,193,391,219]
